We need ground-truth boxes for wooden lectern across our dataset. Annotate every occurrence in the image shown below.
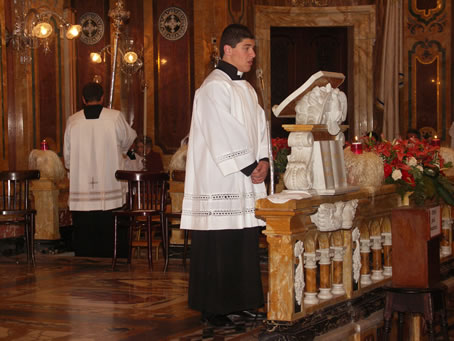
[391,205,441,288]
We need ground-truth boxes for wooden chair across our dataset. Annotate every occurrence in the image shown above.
[419,126,437,140]
[112,171,168,271]
[0,170,40,266]
[163,210,189,272]
[163,170,189,272]
[382,285,449,341]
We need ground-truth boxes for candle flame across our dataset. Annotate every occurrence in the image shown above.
[354,136,358,142]
[434,135,438,139]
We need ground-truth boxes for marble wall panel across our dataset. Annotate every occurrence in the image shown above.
[403,0,452,143]
[255,5,375,138]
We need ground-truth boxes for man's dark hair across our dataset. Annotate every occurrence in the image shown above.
[82,82,104,103]
[219,24,254,58]
[406,128,421,140]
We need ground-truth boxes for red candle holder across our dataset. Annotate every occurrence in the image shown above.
[432,137,441,147]
[351,142,363,154]
[40,139,49,151]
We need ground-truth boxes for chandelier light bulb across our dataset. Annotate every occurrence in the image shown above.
[66,25,82,39]
[33,22,53,39]
[90,52,102,63]
[124,51,138,64]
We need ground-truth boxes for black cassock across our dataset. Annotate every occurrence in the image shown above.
[188,226,264,315]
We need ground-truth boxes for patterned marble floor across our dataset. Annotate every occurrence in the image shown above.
[2,250,454,341]
[0,251,267,341]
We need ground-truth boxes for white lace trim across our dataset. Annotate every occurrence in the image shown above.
[183,191,266,217]
[184,192,256,201]
[183,207,256,217]
[216,148,249,163]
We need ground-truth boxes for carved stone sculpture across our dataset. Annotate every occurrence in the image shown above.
[294,240,305,306]
[352,227,361,283]
[311,199,358,232]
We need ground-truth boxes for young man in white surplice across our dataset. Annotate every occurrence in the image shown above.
[181,24,269,327]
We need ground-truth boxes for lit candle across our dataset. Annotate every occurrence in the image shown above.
[432,135,441,147]
[143,84,147,137]
[351,136,363,154]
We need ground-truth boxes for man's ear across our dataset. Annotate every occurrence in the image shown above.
[223,44,232,57]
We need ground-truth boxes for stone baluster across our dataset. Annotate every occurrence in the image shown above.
[317,248,332,300]
[331,246,346,295]
[441,218,452,257]
[370,235,384,281]
[382,232,392,276]
[360,238,372,286]
[303,252,319,305]
[441,207,452,257]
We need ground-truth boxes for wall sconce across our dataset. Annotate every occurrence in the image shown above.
[89,39,143,76]
[6,1,81,64]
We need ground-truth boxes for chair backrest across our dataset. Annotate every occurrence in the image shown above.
[115,170,168,212]
[0,170,40,213]
[419,126,437,139]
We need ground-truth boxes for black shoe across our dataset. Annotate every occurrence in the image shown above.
[230,310,266,321]
[201,313,234,327]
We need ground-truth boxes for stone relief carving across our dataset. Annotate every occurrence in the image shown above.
[310,199,358,232]
[294,240,305,306]
[284,132,314,190]
[342,199,358,229]
[352,227,361,284]
[295,83,347,135]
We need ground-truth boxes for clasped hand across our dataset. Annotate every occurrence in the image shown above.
[251,160,269,184]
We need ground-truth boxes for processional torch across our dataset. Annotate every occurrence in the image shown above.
[256,68,275,195]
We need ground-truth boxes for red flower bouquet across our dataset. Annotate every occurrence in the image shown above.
[272,138,290,174]
[357,135,454,206]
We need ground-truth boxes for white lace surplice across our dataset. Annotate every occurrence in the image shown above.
[181,70,269,231]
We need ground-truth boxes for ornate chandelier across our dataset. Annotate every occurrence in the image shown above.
[6,0,81,64]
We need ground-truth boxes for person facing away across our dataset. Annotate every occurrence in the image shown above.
[125,136,164,173]
[181,24,270,327]
[63,82,137,257]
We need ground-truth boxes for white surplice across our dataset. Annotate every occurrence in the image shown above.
[181,69,269,231]
[64,107,137,211]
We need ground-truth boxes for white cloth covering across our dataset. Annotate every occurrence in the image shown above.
[181,69,269,231]
[124,154,144,171]
[267,190,312,204]
[64,107,137,211]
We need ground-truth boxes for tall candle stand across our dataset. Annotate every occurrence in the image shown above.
[141,135,148,171]
[141,81,148,171]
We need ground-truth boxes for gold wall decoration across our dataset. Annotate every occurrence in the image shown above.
[410,0,444,21]
[409,39,443,135]
[404,0,450,143]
